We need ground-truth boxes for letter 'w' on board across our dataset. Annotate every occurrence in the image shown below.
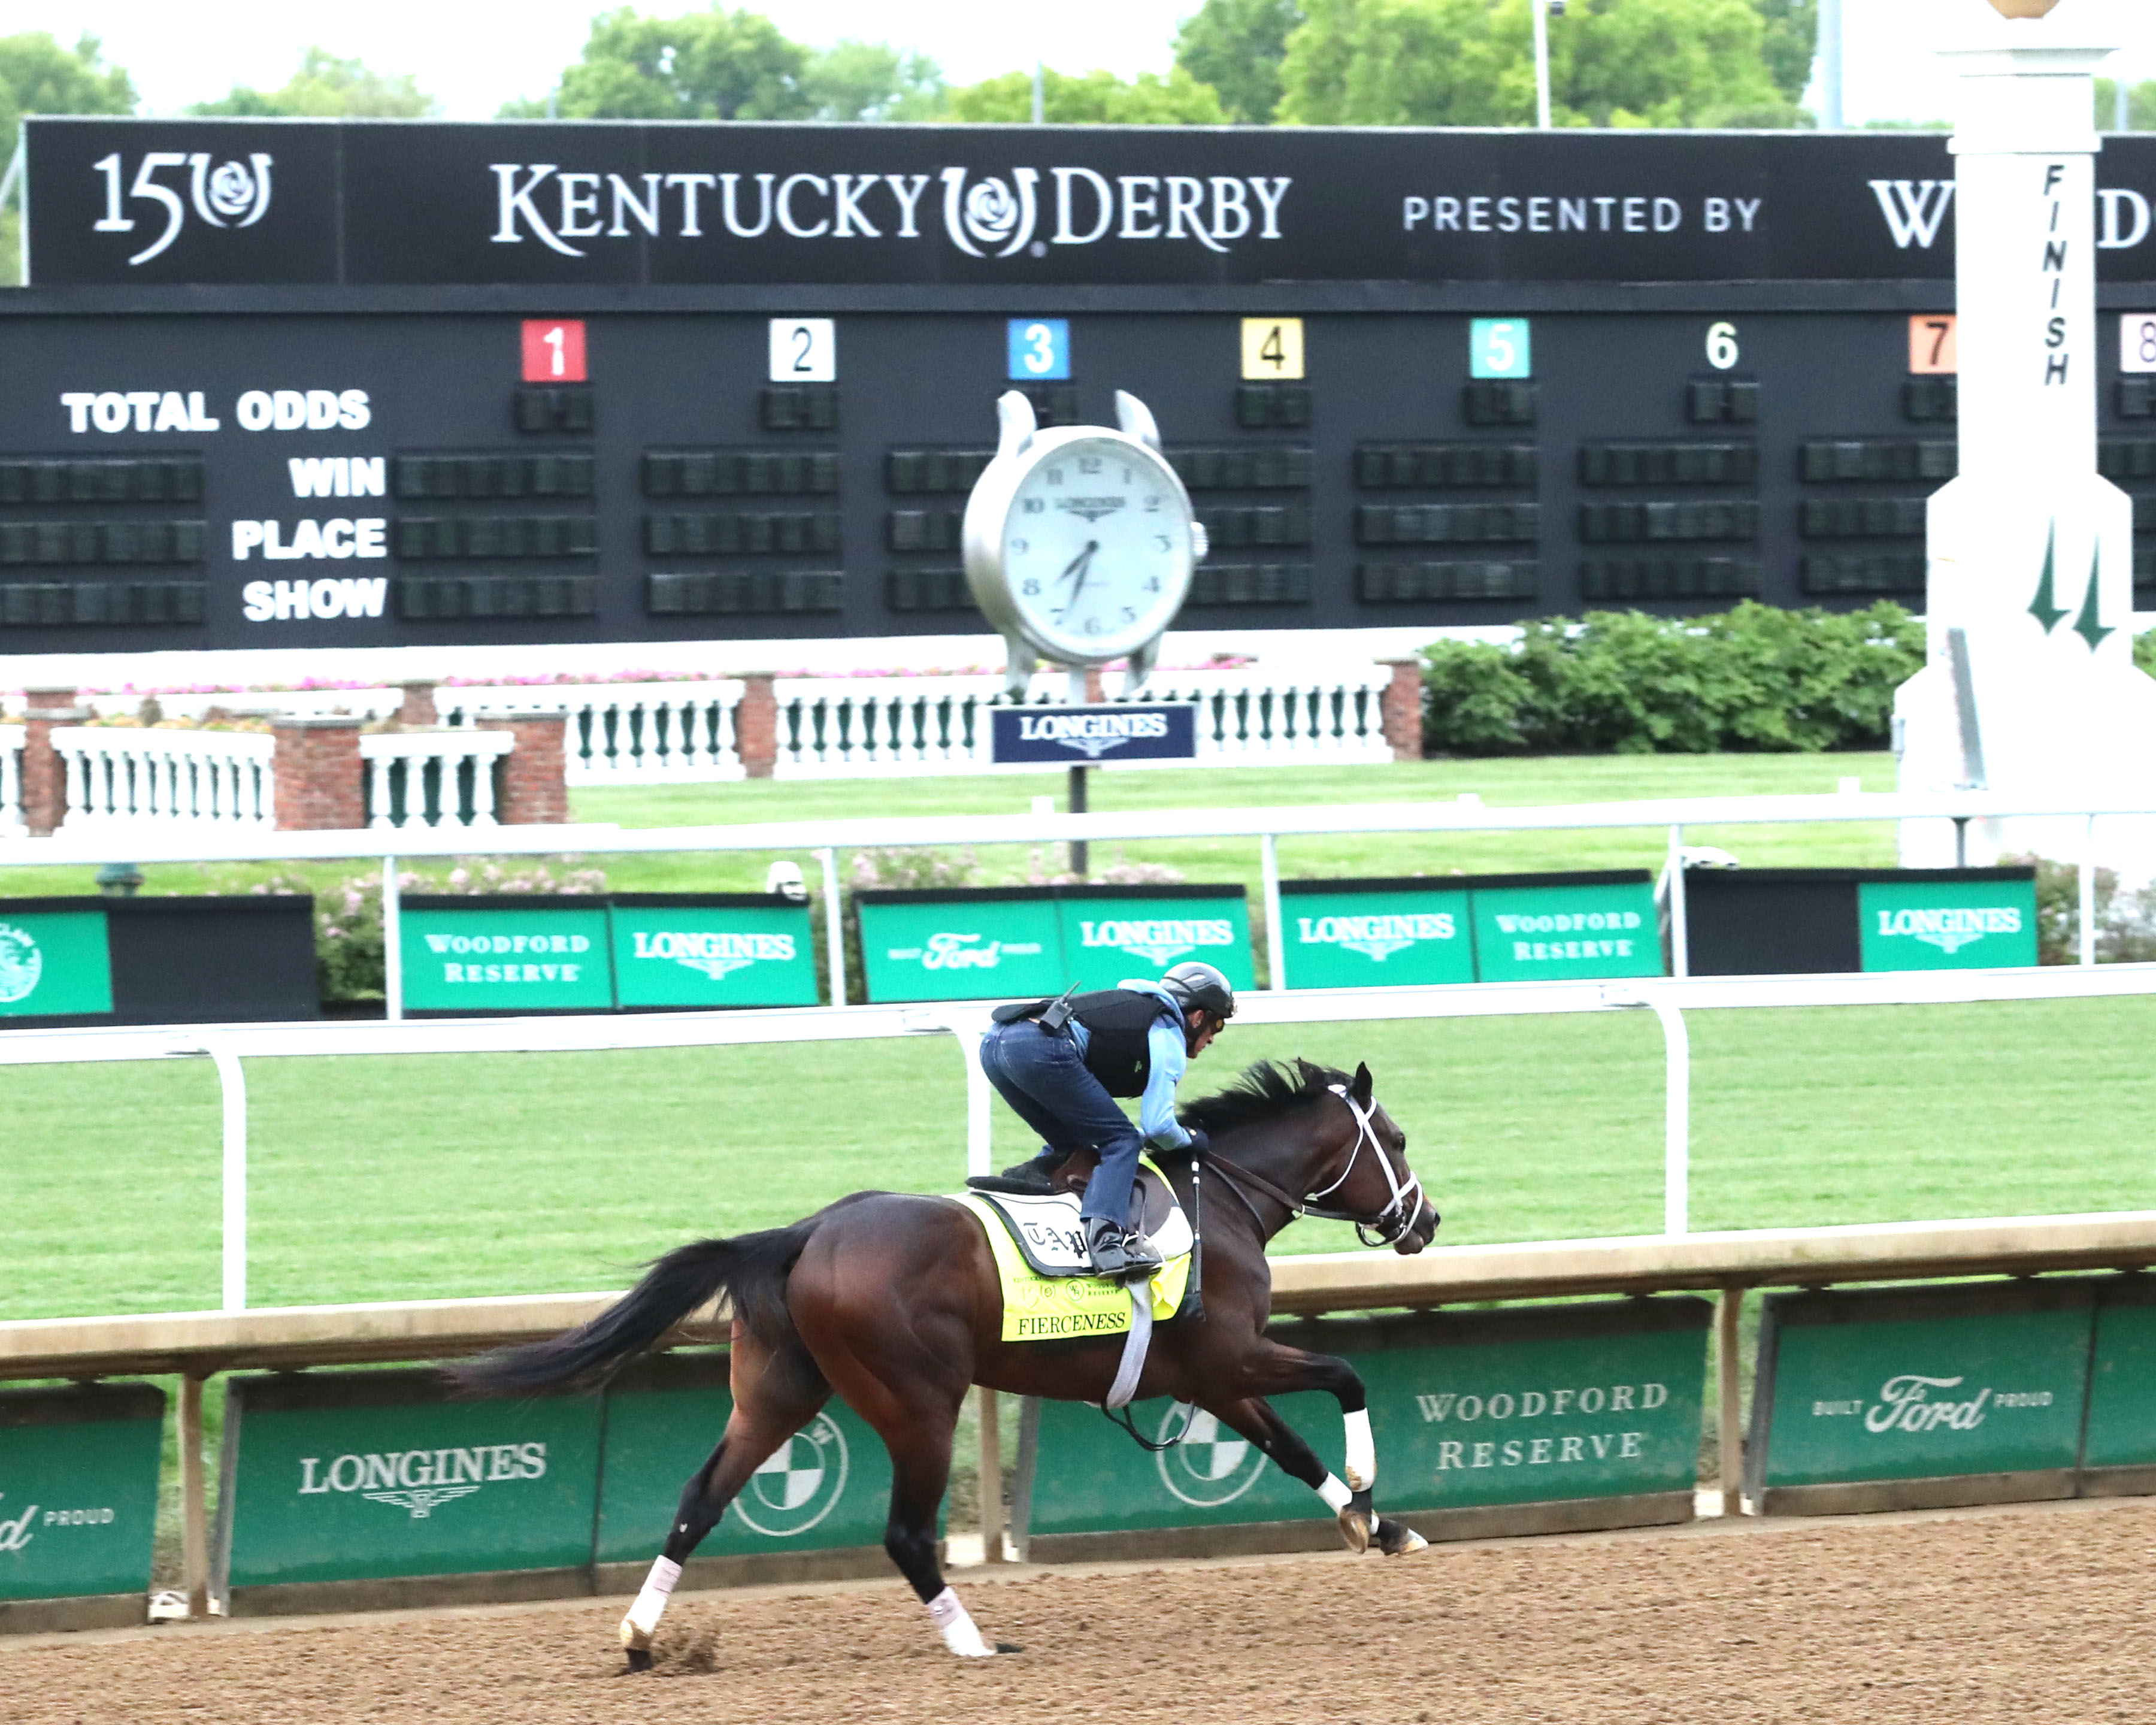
[520,320,586,383]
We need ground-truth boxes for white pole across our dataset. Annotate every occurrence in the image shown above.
[1031,60,1045,126]
[1533,0,1553,130]
[1649,998,1689,1236]
[1261,833,1285,991]
[2081,815,2098,967]
[1667,825,1690,979]
[197,1041,249,1312]
[381,854,403,1022]
[1818,0,1844,130]
[818,846,846,1004]
[2117,73,2131,134]
[958,1011,994,1178]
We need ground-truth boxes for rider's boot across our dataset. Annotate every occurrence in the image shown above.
[967,1148,1065,1197]
[1085,1216,1162,1281]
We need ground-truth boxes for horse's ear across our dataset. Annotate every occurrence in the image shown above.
[1350,1061,1373,1105]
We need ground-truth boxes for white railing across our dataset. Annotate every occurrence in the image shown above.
[0,724,22,835]
[120,688,403,724]
[441,682,743,786]
[51,727,275,830]
[359,730,514,829]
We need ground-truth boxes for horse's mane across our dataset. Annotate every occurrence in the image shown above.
[1177,1058,1346,1136]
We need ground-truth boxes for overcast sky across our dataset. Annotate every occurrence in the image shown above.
[8,0,2156,123]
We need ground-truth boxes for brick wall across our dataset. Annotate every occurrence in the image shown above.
[735,673,779,779]
[496,713,570,825]
[21,688,84,836]
[270,716,365,831]
[1379,658,1426,762]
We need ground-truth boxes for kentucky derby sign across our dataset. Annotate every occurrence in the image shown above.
[989,706,1197,765]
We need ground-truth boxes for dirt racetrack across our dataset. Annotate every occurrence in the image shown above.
[9,1497,2155,1725]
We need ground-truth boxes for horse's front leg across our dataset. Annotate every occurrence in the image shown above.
[1207,1343,1428,1558]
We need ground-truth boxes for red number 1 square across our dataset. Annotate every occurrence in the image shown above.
[522,319,587,383]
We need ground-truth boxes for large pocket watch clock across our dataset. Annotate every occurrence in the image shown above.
[963,389,1208,696]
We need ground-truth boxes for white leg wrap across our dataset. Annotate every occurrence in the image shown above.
[1343,1409,1376,1493]
[622,1555,682,1644]
[925,1585,994,1658]
[1318,1472,1353,1511]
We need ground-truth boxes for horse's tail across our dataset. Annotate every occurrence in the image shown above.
[450,1221,815,1396]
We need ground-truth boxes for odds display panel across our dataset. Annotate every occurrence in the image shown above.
[12,118,2156,654]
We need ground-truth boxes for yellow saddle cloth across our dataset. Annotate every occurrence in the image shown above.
[953,1193,1194,1342]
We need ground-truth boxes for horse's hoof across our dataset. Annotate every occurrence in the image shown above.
[994,1641,1026,1654]
[622,1647,655,1674]
[1336,1506,1372,1553]
[1377,1518,1429,1558]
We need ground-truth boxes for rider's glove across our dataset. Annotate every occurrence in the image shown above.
[1183,1126,1210,1155]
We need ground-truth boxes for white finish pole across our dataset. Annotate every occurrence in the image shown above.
[381,855,403,1022]
[2080,813,2098,966]
[818,846,846,1004]
[1650,997,1689,1237]
[1818,0,1845,130]
[1532,0,1553,130]
[1261,833,1285,991]
[1666,825,1690,979]
[196,1040,249,1312]
[956,1010,994,1178]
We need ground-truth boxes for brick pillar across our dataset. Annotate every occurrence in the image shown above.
[1083,667,1106,704]
[22,688,86,836]
[496,713,570,825]
[397,680,438,727]
[735,673,779,779]
[1379,657,1425,762]
[271,716,365,831]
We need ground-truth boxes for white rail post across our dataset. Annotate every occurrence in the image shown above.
[2080,814,2098,967]
[383,855,404,1022]
[1650,996,1689,1237]
[1666,825,1690,979]
[1261,833,1285,992]
[818,846,846,1005]
[189,1040,250,1312]
[1716,1286,1745,1514]
[180,1373,210,1618]
[957,1013,995,1178]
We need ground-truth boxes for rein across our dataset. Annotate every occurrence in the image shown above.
[1191,1085,1425,1249]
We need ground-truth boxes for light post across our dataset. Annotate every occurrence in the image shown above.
[1532,0,1565,130]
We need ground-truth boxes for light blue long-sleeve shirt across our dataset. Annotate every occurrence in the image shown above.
[1065,979,1193,1149]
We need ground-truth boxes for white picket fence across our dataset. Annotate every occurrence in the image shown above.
[51,727,277,831]
[439,665,1399,785]
[359,730,515,830]
[0,724,22,835]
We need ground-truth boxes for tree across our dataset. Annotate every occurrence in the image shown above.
[189,48,436,118]
[0,31,135,139]
[946,66,1227,125]
[1175,0,1304,123]
[537,6,811,120]
[1752,0,1815,107]
[800,40,944,122]
[1277,0,1798,129]
[2096,77,2156,132]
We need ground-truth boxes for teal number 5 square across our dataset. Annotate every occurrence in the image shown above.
[1470,318,1532,380]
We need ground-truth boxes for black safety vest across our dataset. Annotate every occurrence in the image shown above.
[1066,988,1176,1098]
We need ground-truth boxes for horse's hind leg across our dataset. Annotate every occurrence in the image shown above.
[619,1329,829,1671]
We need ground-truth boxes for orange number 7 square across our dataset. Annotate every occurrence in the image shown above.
[1909,315,1957,375]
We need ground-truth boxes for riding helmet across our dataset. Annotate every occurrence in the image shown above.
[1161,961,1237,1020]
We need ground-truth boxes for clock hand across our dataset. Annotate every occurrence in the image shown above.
[1057,541,1100,609]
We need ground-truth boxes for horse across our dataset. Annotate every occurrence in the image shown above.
[455,1057,1441,1669]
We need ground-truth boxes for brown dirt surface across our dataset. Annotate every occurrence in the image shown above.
[9,1499,2156,1725]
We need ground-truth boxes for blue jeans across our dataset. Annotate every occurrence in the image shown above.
[978,1019,1144,1227]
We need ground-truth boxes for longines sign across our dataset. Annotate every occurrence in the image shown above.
[26,116,2156,288]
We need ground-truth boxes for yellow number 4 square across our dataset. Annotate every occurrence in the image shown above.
[1240,317,1305,381]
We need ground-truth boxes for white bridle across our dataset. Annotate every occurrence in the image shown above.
[1300,1084,1428,1248]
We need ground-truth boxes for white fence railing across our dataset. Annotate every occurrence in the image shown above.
[358,730,514,829]
[440,682,743,786]
[51,727,275,831]
[0,724,22,835]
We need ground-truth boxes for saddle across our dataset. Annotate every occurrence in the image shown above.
[967,1164,1194,1279]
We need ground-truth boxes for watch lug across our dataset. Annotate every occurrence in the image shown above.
[1113,389,1161,452]
[1003,635,1037,701]
[1122,635,1162,698]
[995,390,1038,460]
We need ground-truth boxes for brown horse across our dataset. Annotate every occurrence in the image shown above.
[457,1058,1440,1668]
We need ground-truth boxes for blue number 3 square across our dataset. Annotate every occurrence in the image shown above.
[1007,319,1071,381]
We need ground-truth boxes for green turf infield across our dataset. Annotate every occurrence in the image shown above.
[9,994,2152,1322]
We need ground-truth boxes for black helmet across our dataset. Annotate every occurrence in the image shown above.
[1161,961,1236,1020]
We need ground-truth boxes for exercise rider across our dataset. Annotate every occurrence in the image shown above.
[968,962,1235,1278]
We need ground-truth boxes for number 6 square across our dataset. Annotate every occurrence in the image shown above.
[770,318,836,382]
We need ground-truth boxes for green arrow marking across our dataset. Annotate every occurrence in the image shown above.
[2073,543,2114,651]
[2028,520,2068,632]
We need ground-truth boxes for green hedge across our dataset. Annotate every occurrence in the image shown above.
[1421,602,1927,756]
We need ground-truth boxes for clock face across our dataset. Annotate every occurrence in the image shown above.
[999,435,1192,658]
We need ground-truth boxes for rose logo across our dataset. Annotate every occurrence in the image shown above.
[939,166,1040,258]
[188,152,274,229]
[0,924,43,1006]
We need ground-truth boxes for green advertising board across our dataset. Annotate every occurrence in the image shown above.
[594,1352,904,1579]
[1746,1282,2095,1514]
[1857,871,2040,972]
[1277,880,1474,988]
[0,906,113,1018]
[0,1384,164,1623]
[1059,886,1253,992]
[2078,1278,2156,1491]
[1015,1302,1708,1558]
[610,894,818,1009]
[401,898,614,1013]
[857,889,1067,1003]
[216,1369,603,1608]
[1468,872,1662,983]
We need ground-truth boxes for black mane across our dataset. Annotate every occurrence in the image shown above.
[1178,1059,1346,1136]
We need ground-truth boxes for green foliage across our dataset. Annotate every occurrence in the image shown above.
[0,31,134,138]
[799,40,944,121]
[1279,0,1800,128]
[1421,601,1925,756]
[2006,854,2156,967]
[1175,0,1306,123]
[2136,629,2156,678]
[549,5,812,119]
[188,47,435,118]
[2096,78,2156,132]
[1752,0,1815,105]
[946,65,1227,125]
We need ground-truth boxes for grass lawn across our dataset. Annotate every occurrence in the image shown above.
[0,752,1897,904]
[11,994,2151,1324]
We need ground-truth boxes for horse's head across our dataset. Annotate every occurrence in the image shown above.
[1310,1061,1440,1255]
